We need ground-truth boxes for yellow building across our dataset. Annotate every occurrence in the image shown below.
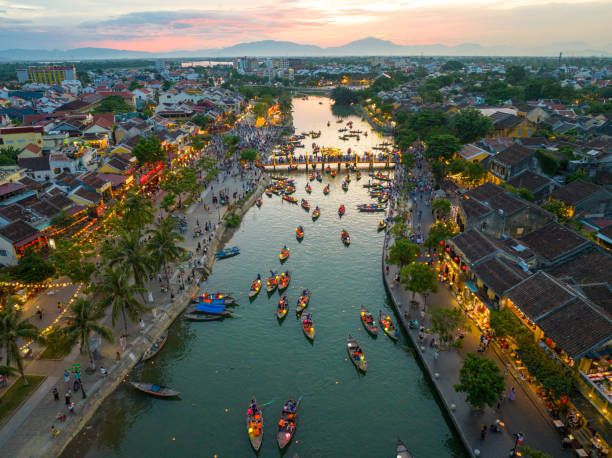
[489,113,536,138]
[0,126,43,149]
[16,65,76,84]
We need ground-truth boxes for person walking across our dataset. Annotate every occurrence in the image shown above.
[65,390,71,406]
[139,318,145,332]
[52,387,59,401]
[63,369,70,387]
[508,387,516,401]
[480,425,487,440]
[120,334,127,351]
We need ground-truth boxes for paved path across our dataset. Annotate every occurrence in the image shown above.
[383,166,571,458]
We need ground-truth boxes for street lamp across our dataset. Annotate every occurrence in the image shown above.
[510,432,524,456]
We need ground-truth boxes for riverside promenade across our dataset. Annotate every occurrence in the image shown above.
[382,171,571,457]
[0,163,267,458]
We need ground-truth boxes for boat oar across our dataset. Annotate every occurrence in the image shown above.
[260,400,275,407]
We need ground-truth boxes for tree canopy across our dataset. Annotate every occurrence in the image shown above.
[330,87,358,105]
[425,135,461,161]
[451,107,492,144]
[454,353,505,408]
[399,263,439,301]
[93,95,132,114]
[133,135,165,165]
[388,239,421,266]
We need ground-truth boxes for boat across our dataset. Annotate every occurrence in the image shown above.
[193,302,231,316]
[296,290,310,314]
[325,165,331,174]
[283,195,298,204]
[277,398,298,449]
[301,199,310,210]
[341,230,351,246]
[279,246,290,262]
[296,225,304,240]
[312,207,320,221]
[323,185,330,195]
[345,175,351,183]
[266,189,273,197]
[336,119,343,123]
[249,275,262,298]
[397,438,413,458]
[346,334,367,372]
[267,271,279,293]
[277,295,289,319]
[130,382,180,397]
[331,170,337,178]
[216,246,240,259]
[341,181,349,191]
[271,175,288,181]
[142,331,168,361]
[184,312,229,321]
[360,306,378,336]
[309,173,315,181]
[356,172,361,180]
[357,203,387,212]
[338,204,345,216]
[379,311,399,341]
[247,398,264,451]
[302,313,315,340]
[278,271,290,291]
[315,172,322,182]
[196,293,236,305]
[256,199,263,208]
[305,183,312,194]
[378,220,387,231]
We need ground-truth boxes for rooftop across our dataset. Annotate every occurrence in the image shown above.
[506,271,575,321]
[548,249,612,285]
[520,222,589,263]
[551,179,602,206]
[0,220,40,244]
[506,170,553,192]
[492,143,534,167]
[471,256,529,295]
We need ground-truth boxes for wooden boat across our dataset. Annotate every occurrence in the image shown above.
[360,306,378,336]
[283,195,298,204]
[309,173,315,181]
[184,312,229,321]
[341,181,349,191]
[378,220,387,231]
[191,302,231,316]
[341,230,350,246]
[246,398,264,451]
[265,189,273,197]
[249,276,262,298]
[301,199,310,211]
[345,175,351,183]
[296,290,310,314]
[379,310,399,341]
[279,247,290,262]
[323,185,330,195]
[296,225,304,240]
[278,271,290,291]
[315,173,322,182]
[302,313,315,340]
[397,438,413,458]
[196,293,236,305]
[216,246,240,259]
[356,172,361,180]
[267,272,279,293]
[277,295,289,319]
[256,199,263,208]
[277,398,298,449]
[357,203,386,212]
[271,175,288,181]
[142,330,168,361]
[312,208,320,221]
[331,170,337,178]
[346,334,367,372]
[325,165,331,174]
[305,183,312,194]
[130,382,180,397]
[338,204,345,216]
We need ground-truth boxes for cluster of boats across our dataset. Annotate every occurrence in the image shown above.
[247,397,300,451]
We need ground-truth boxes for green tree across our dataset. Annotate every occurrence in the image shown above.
[58,298,113,370]
[103,231,151,289]
[441,60,464,71]
[240,148,258,162]
[518,188,535,202]
[520,446,553,458]
[390,222,408,239]
[388,239,421,266]
[0,307,39,385]
[330,87,358,105]
[452,107,493,143]
[566,170,592,184]
[147,217,185,279]
[50,210,74,228]
[8,248,55,283]
[431,161,447,184]
[454,353,505,408]
[0,146,21,165]
[432,198,451,220]
[160,193,176,215]
[191,114,210,130]
[505,65,527,84]
[253,102,269,118]
[162,80,172,91]
[120,190,154,231]
[430,306,468,347]
[424,222,457,251]
[448,157,467,175]
[191,135,205,151]
[133,136,166,165]
[50,239,96,285]
[534,149,561,176]
[425,135,461,161]
[461,161,487,187]
[278,92,292,117]
[129,80,143,91]
[95,266,147,335]
[93,95,132,114]
[399,263,439,302]
[541,199,571,222]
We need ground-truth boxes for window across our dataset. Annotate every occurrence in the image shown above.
[527,130,532,136]
[517,130,522,137]
[0,250,7,257]
[516,227,524,236]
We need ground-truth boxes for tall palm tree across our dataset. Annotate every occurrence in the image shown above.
[0,308,40,386]
[59,298,113,370]
[121,190,154,231]
[96,265,147,335]
[147,217,186,280]
[104,230,151,289]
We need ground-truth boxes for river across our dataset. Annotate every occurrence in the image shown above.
[62,96,459,458]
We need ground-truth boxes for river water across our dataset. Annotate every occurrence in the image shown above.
[62,96,459,458]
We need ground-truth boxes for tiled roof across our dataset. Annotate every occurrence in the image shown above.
[0,204,28,223]
[494,114,524,129]
[22,143,41,154]
[520,222,588,263]
[483,233,535,262]
[551,179,601,206]
[506,271,574,320]
[46,193,74,210]
[486,191,529,215]
[471,257,528,295]
[492,144,534,167]
[506,170,552,192]
[466,182,505,202]
[72,186,101,204]
[548,249,612,285]
[461,198,491,221]
[0,220,39,244]
[30,199,60,218]
[580,284,612,314]
[17,156,50,172]
[450,229,496,263]
[0,182,26,197]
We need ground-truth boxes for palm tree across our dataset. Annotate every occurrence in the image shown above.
[104,230,151,289]
[147,217,186,280]
[96,265,147,335]
[120,190,154,231]
[59,298,113,370]
[0,308,40,386]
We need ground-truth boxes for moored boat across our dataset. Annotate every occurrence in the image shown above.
[312,207,320,220]
[142,330,168,361]
[331,170,337,178]
[277,398,298,449]
[323,184,330,195]
[296,225,304,240]
[277,295,289,319]
[341,230,351,246]
[379,310,399,341]
[249,275,262,298]
[305,183,312,194]
[338,204,345,216]
[301,198,310,210]
[315,172,322,182]
[397,438,413,458]
[278,271,290,291]
[357,203,386,212]
[184,312,228,321]
[296,289,310,314]
[309,173,315,181]
[341,181,349,191]
[356,172,362,180]
[302,312,315,340]
[325,165,331,174]
[346,334,367,372]
[247,398,264,451]
[279,246,290,262]
[267,271,279,293]
[216,246,240,259]
[378,220,387,231]
[256,199,263,208]
[283,195,298,204]
[360,306,378,336]
[130,382,180,397]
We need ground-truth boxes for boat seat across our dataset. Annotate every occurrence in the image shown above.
[150,385,162,393]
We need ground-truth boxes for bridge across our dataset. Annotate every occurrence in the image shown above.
[258,152,398,171]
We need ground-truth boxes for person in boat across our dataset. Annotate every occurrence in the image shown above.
[283,245,287,251]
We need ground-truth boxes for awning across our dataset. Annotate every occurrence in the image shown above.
[464,281,478,293]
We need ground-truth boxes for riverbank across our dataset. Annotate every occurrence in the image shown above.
[355,104,394,135]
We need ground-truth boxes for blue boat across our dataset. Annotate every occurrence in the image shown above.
[194,302,231,316]
[216,246,240,259]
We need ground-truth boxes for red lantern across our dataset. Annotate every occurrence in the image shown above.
[446,247,450,252]
[461,265,467,271]
[439,241,444,245]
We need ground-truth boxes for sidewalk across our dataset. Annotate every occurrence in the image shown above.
[383,176,571,457]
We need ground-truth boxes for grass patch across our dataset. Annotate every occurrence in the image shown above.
[40,345,70,360]
[0,375,46,425]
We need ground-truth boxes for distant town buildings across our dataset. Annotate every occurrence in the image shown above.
[16,65,77,84]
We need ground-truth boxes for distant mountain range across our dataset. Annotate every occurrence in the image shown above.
[1,38,610,61]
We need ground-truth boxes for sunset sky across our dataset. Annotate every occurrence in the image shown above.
[0,0,611,51]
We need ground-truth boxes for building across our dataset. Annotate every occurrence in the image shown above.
[488,143,536,183]
[550,179,612,218]
[0,220,46,265]
[0,126,43,150]
[16,65,77,84]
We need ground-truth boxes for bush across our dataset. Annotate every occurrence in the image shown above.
[225,213,241,228]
